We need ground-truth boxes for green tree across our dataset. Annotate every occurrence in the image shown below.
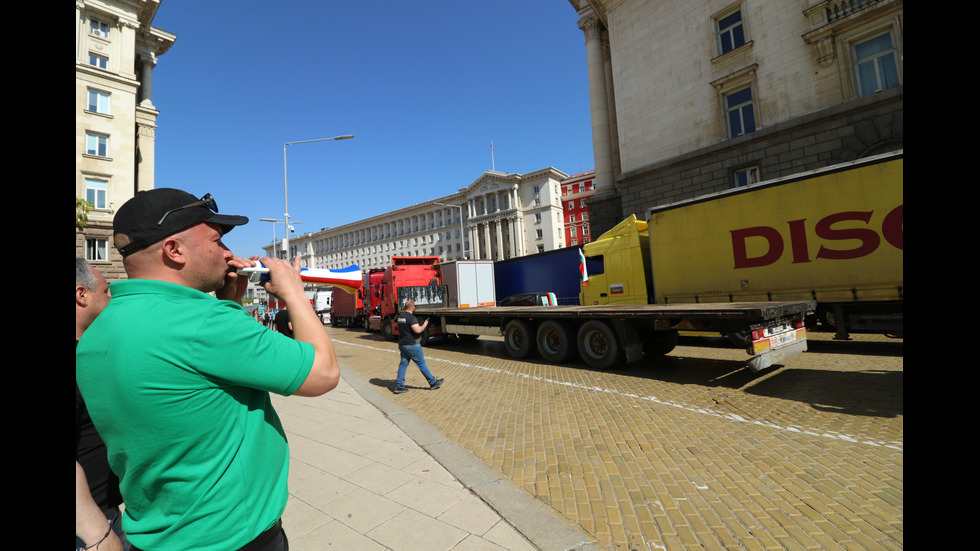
[76,197,94,228]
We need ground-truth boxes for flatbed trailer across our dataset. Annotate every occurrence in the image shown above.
[414,299,814,372]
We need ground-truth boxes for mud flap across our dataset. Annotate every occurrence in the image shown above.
[611,320,644,364]
[747,338,808,372]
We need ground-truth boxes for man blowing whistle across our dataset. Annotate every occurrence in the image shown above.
[76,188,340,551]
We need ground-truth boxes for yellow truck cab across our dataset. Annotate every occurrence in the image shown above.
[579,215,653,306]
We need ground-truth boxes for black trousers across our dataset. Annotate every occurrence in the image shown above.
[130,520,286,551]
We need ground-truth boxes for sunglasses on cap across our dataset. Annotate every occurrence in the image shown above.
[156,193,218,226]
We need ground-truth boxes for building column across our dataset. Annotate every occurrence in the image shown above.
[578,14,615,196]
[482,223,491,260]
[494,220,503,261]
[137,52,156,108]
[470,226,480,259]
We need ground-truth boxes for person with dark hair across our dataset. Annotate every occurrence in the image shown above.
[274,305,293,338]
[392,300,444,394]
[76,257,125,551]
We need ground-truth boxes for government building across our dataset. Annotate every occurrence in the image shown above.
[267,168,577,271]
[567,0,903,235]
[75,0,175,281]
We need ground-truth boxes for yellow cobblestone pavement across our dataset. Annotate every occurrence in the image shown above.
[328,327,903,551]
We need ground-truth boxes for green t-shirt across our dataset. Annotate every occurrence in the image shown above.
[76,279,315,551]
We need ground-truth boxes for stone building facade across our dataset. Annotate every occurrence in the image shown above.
[568,0,904,235]
[561,171,596,247]
[270,168,570,272]
[75,0,175,281]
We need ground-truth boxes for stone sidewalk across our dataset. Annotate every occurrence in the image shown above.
[272,367,600,551]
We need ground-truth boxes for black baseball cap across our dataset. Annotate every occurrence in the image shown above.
[114,188,248,257]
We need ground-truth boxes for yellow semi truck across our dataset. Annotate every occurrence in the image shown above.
[581,150,903,341]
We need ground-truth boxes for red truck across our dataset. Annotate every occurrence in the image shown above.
[361,268,386,331]
[378,256,444,341]
[331,268,386,330]
[330,285,362,328]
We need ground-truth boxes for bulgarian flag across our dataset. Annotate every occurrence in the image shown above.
[578,248,589,285]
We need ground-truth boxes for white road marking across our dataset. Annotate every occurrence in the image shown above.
[334,338,903,452]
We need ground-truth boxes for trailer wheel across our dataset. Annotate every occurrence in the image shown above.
[536,320,576,363]
[577,320,624,369]
[645,330,679,356]
[503,319,535,359]
[381,316,394,341]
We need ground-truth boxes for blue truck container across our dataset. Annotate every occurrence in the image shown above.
[493,246,584,305]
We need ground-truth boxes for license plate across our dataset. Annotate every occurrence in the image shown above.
[769,328,798,347]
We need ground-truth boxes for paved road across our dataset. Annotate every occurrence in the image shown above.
[328,325,903,551]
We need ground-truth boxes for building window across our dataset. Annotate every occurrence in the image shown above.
[536,229,543,239]
[570,227,577,238]
[85,179,108,209]
[533,185,540,193]
[88,53,108,69]
[535,213,542,223]
[733,166,760,187]
[569,214,576,223]
[716,8,746,55]
[86,133,109,157]
[725,87,756,138]
[86,238,108,262]
[854,32,900,97]
[90,18,111,39]
[87,89,110,114]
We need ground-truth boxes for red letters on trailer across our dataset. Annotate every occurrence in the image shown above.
[730,205,903,269]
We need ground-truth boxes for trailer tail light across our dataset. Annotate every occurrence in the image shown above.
[751,329,766,341]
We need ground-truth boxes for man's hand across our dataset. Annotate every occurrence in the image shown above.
[259,256,307,303]
[216,255,260,302]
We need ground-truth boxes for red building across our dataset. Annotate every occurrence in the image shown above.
[561,170,595,246]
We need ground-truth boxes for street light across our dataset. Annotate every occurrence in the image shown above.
[282,134,354,259]
[260,218,303,259]
[434,202,466,260]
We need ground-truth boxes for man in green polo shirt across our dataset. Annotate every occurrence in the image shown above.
[76,188,340,551]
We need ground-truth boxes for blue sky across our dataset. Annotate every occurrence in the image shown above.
[150,1,594,257]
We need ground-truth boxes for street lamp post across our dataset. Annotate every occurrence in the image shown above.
[260,218,303,259]
[434,202,466,260]
[282,134,354,259]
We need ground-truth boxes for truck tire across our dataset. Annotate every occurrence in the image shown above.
[503,319,535,359]
[577,320,624,370]
[536,320,576,364]
[644,330,679,356]
[381,316,394,341]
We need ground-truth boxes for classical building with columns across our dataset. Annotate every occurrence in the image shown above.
[567,0,903,236]
[270,168,570,272]
[75,0,175,281]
